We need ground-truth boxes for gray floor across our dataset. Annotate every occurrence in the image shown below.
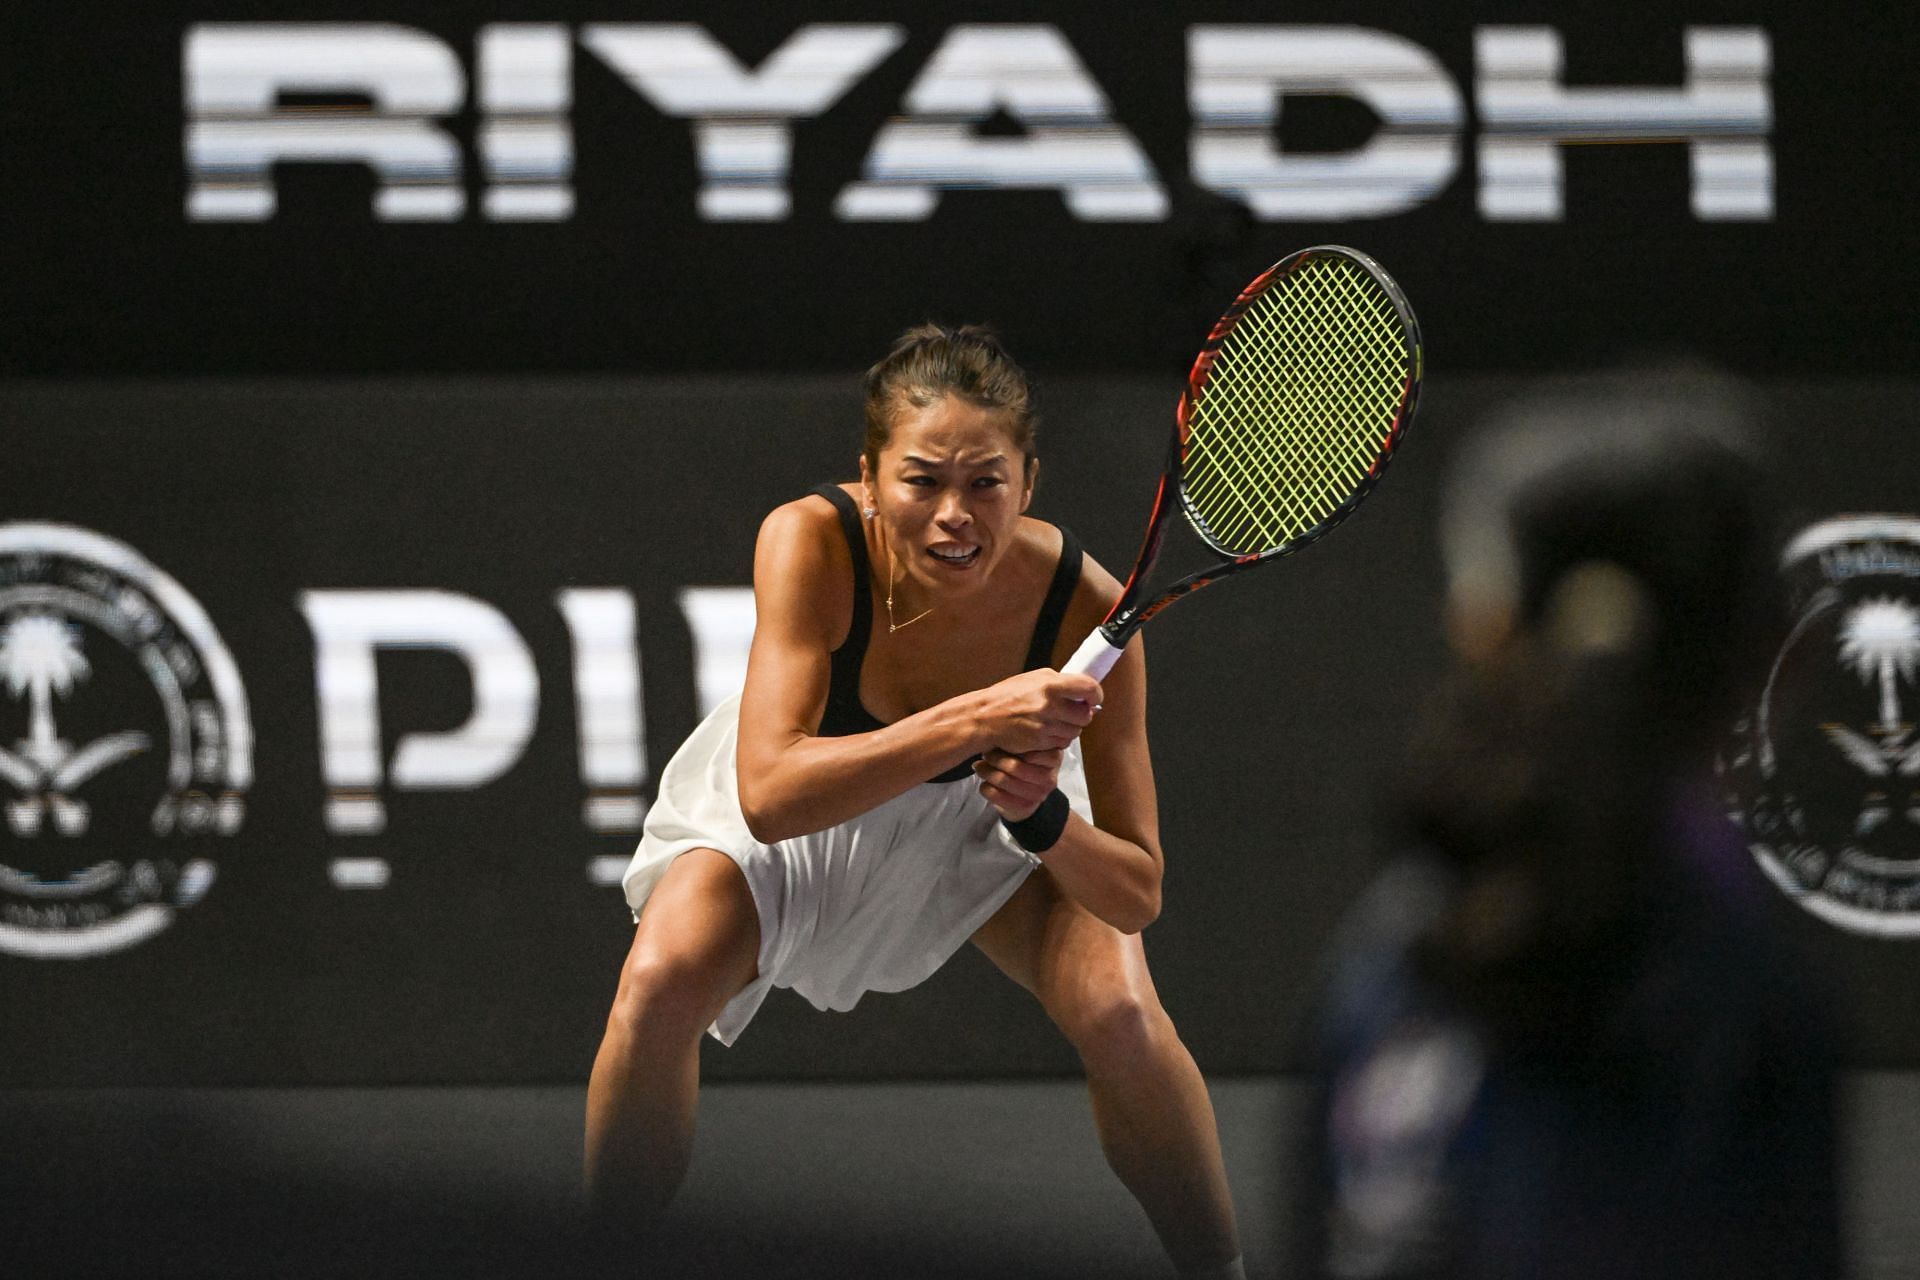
[4,1074,1914,1278]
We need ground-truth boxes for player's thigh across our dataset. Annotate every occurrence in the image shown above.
[973,869,1158,1020]
[614,848,760,1028]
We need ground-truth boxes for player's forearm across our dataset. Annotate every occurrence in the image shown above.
[737,697,992,843]
[1033,817,1163,933]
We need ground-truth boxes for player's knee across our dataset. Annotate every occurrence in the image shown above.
[1056,982,1165,1066]
[609,940,742,1039]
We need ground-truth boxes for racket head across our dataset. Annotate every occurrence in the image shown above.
[1175,245,1422,561]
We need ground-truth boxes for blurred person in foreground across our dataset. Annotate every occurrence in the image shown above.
[1290,378,1842,1279]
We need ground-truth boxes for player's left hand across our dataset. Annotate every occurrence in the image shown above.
[974,747,1064,821]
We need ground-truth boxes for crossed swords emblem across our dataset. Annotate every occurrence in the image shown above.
[0,614,150,837]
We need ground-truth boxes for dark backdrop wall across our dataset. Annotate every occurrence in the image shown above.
[3,375,1917,1085]
[6,1,1919,1085]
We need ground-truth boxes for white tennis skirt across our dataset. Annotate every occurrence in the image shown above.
[621,693,1092,1045]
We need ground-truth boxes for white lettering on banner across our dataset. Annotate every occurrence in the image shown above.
[181,22,1776,224]
[582,23,905,221]
[679,587,757,720]
[299,590,540,835]
[836,24,1166,221]
[1475,26,1773,220]
[184,23,466,221]
[328,857,392,889]
[480,24,574,221]
[555,589,648,832]
[293,586,762,885]
[1188,27,1464,220]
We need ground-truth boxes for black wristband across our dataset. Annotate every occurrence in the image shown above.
[1001,788,1071,854]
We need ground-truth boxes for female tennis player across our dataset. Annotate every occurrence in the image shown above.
[585,325,1243,1278]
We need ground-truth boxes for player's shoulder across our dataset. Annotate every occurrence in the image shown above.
[1013,515,1102,593]
[758,484,854,574]
[1043,526,1124,661]
[762,486,849,536]
[757,486,855,561]
[1065,536,1123,611]
[1013,513,1115,593]
[1010,513,1063,562]
[755,487,856,643]
[1072,543,1123,600]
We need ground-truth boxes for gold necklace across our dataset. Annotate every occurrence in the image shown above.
[883,529,933,634]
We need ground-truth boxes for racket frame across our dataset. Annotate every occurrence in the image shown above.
[1065,244,1422,680]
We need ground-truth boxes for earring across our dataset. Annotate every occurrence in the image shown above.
[862,505,876,520]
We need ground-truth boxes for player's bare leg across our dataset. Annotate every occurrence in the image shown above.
[584,848,759,1234]
[975,873,1241,1277]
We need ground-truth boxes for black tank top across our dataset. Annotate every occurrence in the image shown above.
[810,484,1083,784]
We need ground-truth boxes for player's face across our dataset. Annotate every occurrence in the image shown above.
[861,395,1034,600]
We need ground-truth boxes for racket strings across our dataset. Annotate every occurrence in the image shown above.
[1181,257,1409,555]
[1189,284,1402,547]
[1187,268,1402,548]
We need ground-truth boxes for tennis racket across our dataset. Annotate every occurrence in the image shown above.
[1064,244,1422,680]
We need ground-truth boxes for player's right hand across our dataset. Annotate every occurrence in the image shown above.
[974,747,1066,821]
[970,669,1102,755]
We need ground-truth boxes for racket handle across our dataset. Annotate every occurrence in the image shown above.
[1063,629,1125,681]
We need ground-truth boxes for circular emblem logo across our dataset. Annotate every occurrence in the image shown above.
[0,523,251,957]
[1723,515,1920,936]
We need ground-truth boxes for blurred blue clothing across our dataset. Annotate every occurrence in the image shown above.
[1294,788,1842,1280]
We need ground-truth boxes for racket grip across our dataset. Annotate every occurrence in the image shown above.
[1063,629,1125,681]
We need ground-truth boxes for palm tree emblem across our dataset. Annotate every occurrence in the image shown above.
[1837,596,1920,734]
[2,614,90,771]
[0,613,151,836]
